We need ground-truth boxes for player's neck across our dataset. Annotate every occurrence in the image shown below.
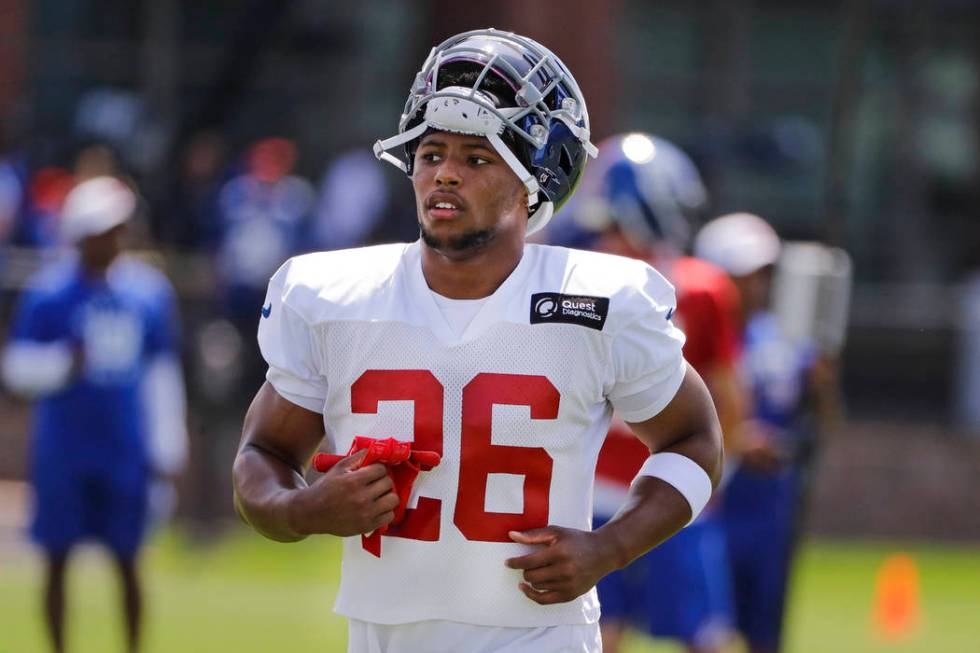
[420,239,524,300]
[79,258,114,280]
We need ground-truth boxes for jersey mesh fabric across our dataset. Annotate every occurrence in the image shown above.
[257,242,685,627]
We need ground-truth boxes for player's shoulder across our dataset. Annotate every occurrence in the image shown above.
[21,257,78,301]
[269,242,411,321]
[110,255,175,294]
[529,245,676,329]
[673,256,738,303]
[674,256,729,288]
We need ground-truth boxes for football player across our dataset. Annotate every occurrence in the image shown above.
[2,176,184,653]
[695,213,837,653]
[564,133,744,653]
[232,29,724,652]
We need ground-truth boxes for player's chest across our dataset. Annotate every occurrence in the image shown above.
[322,317,606,394]
[317,320,609,448]
[63,293,147,382]
[317,320,608,548]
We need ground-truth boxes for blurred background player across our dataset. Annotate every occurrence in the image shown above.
[215,137,315,397]
[1,176,186,653]
[559,132,745,653]
[694,213,839,653]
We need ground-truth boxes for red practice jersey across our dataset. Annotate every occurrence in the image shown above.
[593,256,740,510]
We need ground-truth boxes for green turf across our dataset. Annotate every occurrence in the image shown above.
[0,529,976,653]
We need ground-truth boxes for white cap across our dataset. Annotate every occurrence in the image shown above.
[61,176,136,244]
[693,212,781,276]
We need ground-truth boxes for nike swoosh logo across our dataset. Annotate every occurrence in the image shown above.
[261,303,272,318]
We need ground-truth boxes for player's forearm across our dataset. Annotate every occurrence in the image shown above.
[1,341,75,396]
[232,444,309,543]
[595,427,722,570]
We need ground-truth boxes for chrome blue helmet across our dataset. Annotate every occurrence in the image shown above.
[374,28,598,235]
[571,132,708,250]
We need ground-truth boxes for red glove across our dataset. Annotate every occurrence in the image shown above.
[313,436,440,557]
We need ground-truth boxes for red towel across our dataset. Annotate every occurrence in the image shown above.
[313,437,441,557]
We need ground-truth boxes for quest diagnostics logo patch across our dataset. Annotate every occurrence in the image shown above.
[530,293,609,331]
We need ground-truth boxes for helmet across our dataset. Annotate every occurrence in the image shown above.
[694,212,781,276]
[374,28,598,235]
[61,176,136,244]
[570,132,707,250]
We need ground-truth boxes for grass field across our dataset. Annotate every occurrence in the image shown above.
[1,527,977,653]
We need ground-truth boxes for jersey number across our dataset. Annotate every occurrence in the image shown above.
[350,370,559,543]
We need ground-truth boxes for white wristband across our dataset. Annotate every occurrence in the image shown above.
[634,452,713,526]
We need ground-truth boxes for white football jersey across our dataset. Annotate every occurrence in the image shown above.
[257,241,686,627]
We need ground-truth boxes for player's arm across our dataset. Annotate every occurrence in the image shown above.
[682,286,748,454]
[506,364,722,604]
[233,382,399,542]
[598,363,722,560]
[1,290,82,397]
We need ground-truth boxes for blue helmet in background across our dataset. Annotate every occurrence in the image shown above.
[374,28,598,235]
[569,132,708,250]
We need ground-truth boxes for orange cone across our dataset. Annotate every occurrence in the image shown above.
[871,553,922,642]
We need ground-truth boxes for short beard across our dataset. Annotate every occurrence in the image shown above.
[419,223,496,256]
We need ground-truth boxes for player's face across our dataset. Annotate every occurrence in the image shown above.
[79,224,126,272]
[412,131,528,257]
[732,265,773,315]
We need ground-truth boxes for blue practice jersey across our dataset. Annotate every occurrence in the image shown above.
[9,256,174,468]
[742,311,816,441]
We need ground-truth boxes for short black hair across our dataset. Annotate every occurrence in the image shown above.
[436,61,517,109]
[406,61,525,170]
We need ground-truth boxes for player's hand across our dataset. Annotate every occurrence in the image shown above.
[505,526,618,605]
[287,449,399,537]
[737,420,787,471]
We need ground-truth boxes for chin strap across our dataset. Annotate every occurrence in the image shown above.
[526,200,554,236]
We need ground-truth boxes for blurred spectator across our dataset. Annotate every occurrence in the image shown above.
[216,137,314,391]
[11,166,74,248]
[311,148,388,251]
[0,154,24,244]
[8,141,128,249]
[1,176,185,653]
[161,131,228,250]
[568,133,743,653]
[0,126,26,245]
[217,137,314,305]
[695,213,836,653]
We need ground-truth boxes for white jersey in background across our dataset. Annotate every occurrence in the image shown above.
[257,240,686,628]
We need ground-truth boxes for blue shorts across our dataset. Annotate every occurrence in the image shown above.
[595,514,734,647]
[31,455,149,559]
[721,466,801,649]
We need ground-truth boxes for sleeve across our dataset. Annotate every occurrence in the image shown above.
[1,288,74,396]
[256,273,329,412]
[677,288,740,373]
[142,354,189,475]
[607,273,688,423]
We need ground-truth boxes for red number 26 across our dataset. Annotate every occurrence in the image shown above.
[349,370,559,543]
